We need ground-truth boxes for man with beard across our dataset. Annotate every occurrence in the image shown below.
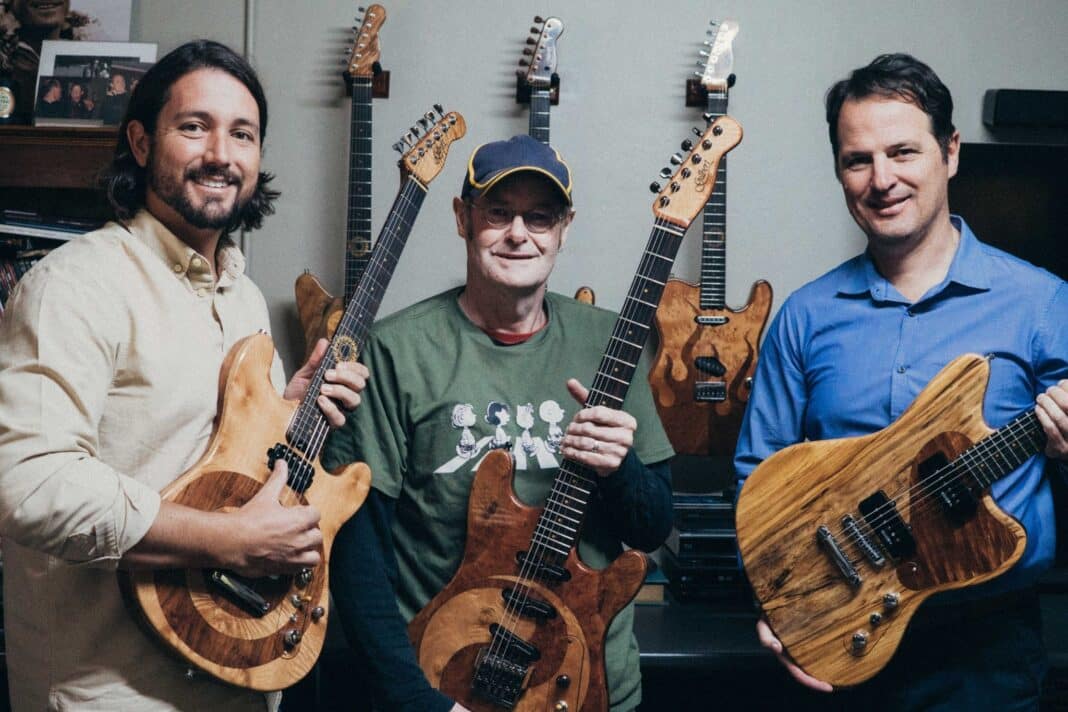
[0,40,369,711]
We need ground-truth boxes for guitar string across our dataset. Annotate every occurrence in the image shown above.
[486,218,684,680]
[823,411,1043,571]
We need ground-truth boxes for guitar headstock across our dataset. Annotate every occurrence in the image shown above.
[346,4,387,79]
[518,15,564,88]
[699,19,739,92]
[651,116,743,227]
[393,106,467,186]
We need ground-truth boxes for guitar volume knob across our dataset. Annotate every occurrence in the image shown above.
[851,631,868,654]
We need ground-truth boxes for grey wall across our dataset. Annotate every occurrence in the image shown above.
[131,0,1068,374]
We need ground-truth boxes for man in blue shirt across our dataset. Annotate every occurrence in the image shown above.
[735,53,1068,709]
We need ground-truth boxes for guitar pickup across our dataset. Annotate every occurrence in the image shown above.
[502,588,557,620]
[694,315,729,326]
[694,381,727,402]
[859,491,916,559]
[694,356,727,377]
[515,551,571,583]
[267,443,315,494]
[208,570,271,617]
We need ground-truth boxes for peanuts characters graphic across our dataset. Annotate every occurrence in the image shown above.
[450,403,477,458]
[517,402,536,455]
[485,401,511,450]
[539,399,566,453]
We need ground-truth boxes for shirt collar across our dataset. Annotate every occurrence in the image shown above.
[127,209,246,289]
[836,215,991,301]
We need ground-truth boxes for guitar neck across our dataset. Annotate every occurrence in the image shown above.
[288,176,428,457]
[964,410,1047,489]
[530,219,687,559]
[344,77,374,302]
[528,88,552,144]
[700,91,729,310]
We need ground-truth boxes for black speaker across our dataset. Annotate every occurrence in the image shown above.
[982,89,1068,128]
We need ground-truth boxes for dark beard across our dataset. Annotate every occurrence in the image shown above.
[148,156,248,231]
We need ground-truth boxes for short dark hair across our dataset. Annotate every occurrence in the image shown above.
[99,39,279,232]
[825,53,955,164]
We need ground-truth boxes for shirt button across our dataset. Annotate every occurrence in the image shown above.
[172,263,183,273]
[897,365,907,374]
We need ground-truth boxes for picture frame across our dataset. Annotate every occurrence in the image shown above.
[34,39,155,126]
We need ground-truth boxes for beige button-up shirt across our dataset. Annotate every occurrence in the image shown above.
[0,211,284,711]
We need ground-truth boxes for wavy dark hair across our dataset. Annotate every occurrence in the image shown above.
[825,53,956,165]
[99,39,279,233]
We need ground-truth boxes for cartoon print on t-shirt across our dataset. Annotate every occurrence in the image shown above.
[517,402,536,455]
[486,401,511,450]
[539,399,566,453]
[450,403,477,458]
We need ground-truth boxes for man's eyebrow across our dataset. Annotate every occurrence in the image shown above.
[170,110,260,133]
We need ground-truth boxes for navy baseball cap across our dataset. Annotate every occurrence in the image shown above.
[461,134,573,206]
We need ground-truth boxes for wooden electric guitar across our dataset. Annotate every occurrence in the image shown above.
[119,108,466,691]
[408,117,742,711]
[650,19,772,456]
[736,354,1041,688]
[295,4,387,359]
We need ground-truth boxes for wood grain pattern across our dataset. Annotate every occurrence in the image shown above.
[118,333,371,691]
[408,450,646,711]
[649,277,772,455]
[294,272,342,360]
[735,354,1027,688]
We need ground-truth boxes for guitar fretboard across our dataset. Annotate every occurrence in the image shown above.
[700,91,729,310]
[962,410,1046,489]
[288,177,428,458]
[529,88,551,144]
[528,219,687,562]
[344,77,374,302]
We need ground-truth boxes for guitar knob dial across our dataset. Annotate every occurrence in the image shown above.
[851,631,868,654]
[311,606,326,622]
[883,592,900,610]
[553,703,569,712]
[296,568,312,588]
[283,629,303,649]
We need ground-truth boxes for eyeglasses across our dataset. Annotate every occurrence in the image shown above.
[467,202,564,233]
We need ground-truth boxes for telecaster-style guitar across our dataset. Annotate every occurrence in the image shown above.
[119,108,466,691]
[295,4,387,359]
[650,19,772,456]
[409,117,742,711]
[736,354,1039,687]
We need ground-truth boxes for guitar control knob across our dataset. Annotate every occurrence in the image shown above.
[283,629,303,649]
[649,182,661,194]
[296,569,312,588]
[556,674,571,689]
[883,592,900,610]
[290,594,304,609]
[554,703,569,712]
[311,606,326,622]
[851,631,868,654]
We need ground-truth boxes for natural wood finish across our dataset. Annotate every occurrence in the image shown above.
[735,354,1027,688]
[118,333,371,690]
[294,272,341,360]
[409,450,646,711]
[649,278,771,455]
[0,125,117,189]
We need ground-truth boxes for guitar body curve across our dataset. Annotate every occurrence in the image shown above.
[409,450,647,711]
[294,272,343,360]
[735,354,1027,688]
[650,277,772,455]
[119,332,372,690]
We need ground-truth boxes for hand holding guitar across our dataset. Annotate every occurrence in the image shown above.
[561,378,636,477]
[755,618,833,693]
[1036,379,1068,460]
[284,337,369,428]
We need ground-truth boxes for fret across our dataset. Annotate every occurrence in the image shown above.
[955,411,1045,490]
[529,89,552,145]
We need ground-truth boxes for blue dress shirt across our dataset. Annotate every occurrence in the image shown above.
[735,216,1068,594]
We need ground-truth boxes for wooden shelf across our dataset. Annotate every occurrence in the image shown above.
[0,125,118,189]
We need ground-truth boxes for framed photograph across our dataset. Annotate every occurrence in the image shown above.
[34,39,154,126]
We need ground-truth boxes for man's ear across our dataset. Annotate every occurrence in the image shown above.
[127,120,150,168]
[453,196,469,240]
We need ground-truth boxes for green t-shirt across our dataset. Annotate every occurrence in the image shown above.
[324,288,674,710]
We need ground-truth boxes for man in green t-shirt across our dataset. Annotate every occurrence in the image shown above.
[324,135,674,712]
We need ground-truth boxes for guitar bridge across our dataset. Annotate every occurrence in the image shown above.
[695,315,729,326]
[472,625,538,708]
[694,381,727,402]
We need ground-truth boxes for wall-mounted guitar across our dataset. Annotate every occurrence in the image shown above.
[736,354,1038,687]
[649,19,772,456]
[408,117,742,710]
[295,4,389,359]
[118,108,466,691]
[514,15,593,306]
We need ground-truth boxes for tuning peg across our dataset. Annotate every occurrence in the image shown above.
[526,37,537,45]
[695,61,706,68]
[358,6,366,12]
[534,15,545,23]
[681,139,694,152]
[649,182,661,193]
[702,111,715,123]
[523,48,535,56]
[728,73,737,88]
[698,49,710,58]
[691,127,702,137]
[424,110,436,123]
[659,167,673,179]
[669,153,684,166]
[392,141,405,154]
[434,103,444,116]
[417,118,431,131]
[692,70,703,78]
[518,60,530,67]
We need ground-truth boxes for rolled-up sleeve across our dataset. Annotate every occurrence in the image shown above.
[0,261,160,567]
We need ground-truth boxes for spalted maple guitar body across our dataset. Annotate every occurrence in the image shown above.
[408,450,646,711]
[119,332,371,690]
[736,354,1026,687]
